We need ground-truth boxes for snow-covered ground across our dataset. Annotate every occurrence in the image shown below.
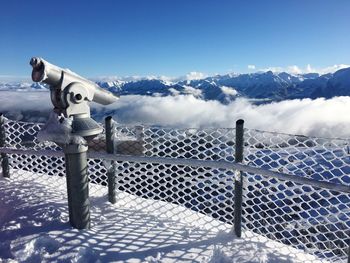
[0,173,327,263]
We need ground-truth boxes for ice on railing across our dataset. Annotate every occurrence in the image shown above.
[244,128,350,187]
[37,112,86,145]
[112,122,144,155]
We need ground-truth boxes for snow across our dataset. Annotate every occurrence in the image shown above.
[37,112,86,145]
[0,172,328,263]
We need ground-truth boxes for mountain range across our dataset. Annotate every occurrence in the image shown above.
[98,67,350,103]
[1,67,349,104]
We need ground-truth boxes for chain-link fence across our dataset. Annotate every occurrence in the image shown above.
[0,118,349,262]
[1,119,107,195]
[112,124,350,262]
[111,126,238,231]
[242,130,350,262]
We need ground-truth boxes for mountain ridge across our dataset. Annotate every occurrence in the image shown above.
[1,68,349,103]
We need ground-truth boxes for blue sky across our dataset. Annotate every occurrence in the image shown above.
[1,0,350,79]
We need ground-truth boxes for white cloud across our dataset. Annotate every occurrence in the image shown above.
[287,65,302,74]
[316,64,350,74]
[2,91,350,138]
[260,64,350,75]
[298,64,350,75]
[185,72,207,81]
[0,75,31,83]
[183,86,202,97]
[0,91,51,110]
[92,72,208,83]
[164,72,208,83]
[90,76,121,82]
[220,86,238,96]
[260,67,283,73]
[91,75,176,84]
[168,88,180,96]
[102,95,350,138]
[91,64,350,83]
[305,64,315,73]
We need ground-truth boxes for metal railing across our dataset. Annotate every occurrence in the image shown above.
[0,116,349,262]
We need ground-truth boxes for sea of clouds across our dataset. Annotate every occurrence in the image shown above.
[0,91,349,138]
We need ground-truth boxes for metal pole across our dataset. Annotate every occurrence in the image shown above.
[64,144,90,229]
[0,113,10,178]
[64,154,74,225]
[105,116,116,204]
[234,119,244,237]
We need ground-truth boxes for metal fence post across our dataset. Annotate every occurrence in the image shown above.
[63,144,90,229]
[234,119,244,237]
[105,116,116,204]
[0,113,10,178]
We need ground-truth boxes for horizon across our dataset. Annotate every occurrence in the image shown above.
[1,0,350,79]
[1,63,349,83]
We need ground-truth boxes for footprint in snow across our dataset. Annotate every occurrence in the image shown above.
[11,235,61,262]
[74,247,101,263]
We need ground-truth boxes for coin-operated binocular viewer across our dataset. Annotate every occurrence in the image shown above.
[30,57,118,229]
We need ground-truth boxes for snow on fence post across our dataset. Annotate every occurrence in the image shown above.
[234,119,244,238]
[105,116,116,204]
[0,113,10,178]
[64,144,91,229]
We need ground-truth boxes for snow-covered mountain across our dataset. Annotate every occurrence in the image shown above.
[0,82,47,91]
[1,67,349,103]
[96,68,350,102]
[322,67,350,98]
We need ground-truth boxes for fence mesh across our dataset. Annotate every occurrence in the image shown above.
[111,126,237,231]
[244,129,350,186]
[0,119,349,262]
[242,129,350,262]
[1,120,107,195]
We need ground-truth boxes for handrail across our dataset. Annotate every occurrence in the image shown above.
[0,147,349,194]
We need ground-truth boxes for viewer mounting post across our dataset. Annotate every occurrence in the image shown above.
[0,113,10,178]
[30,57,118,229]
[105,116,117,204]
[234,119,244,237]
[64,144,90,229]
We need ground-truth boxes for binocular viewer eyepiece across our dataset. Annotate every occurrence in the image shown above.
[30,57,118,138]
[30,57,117,105]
